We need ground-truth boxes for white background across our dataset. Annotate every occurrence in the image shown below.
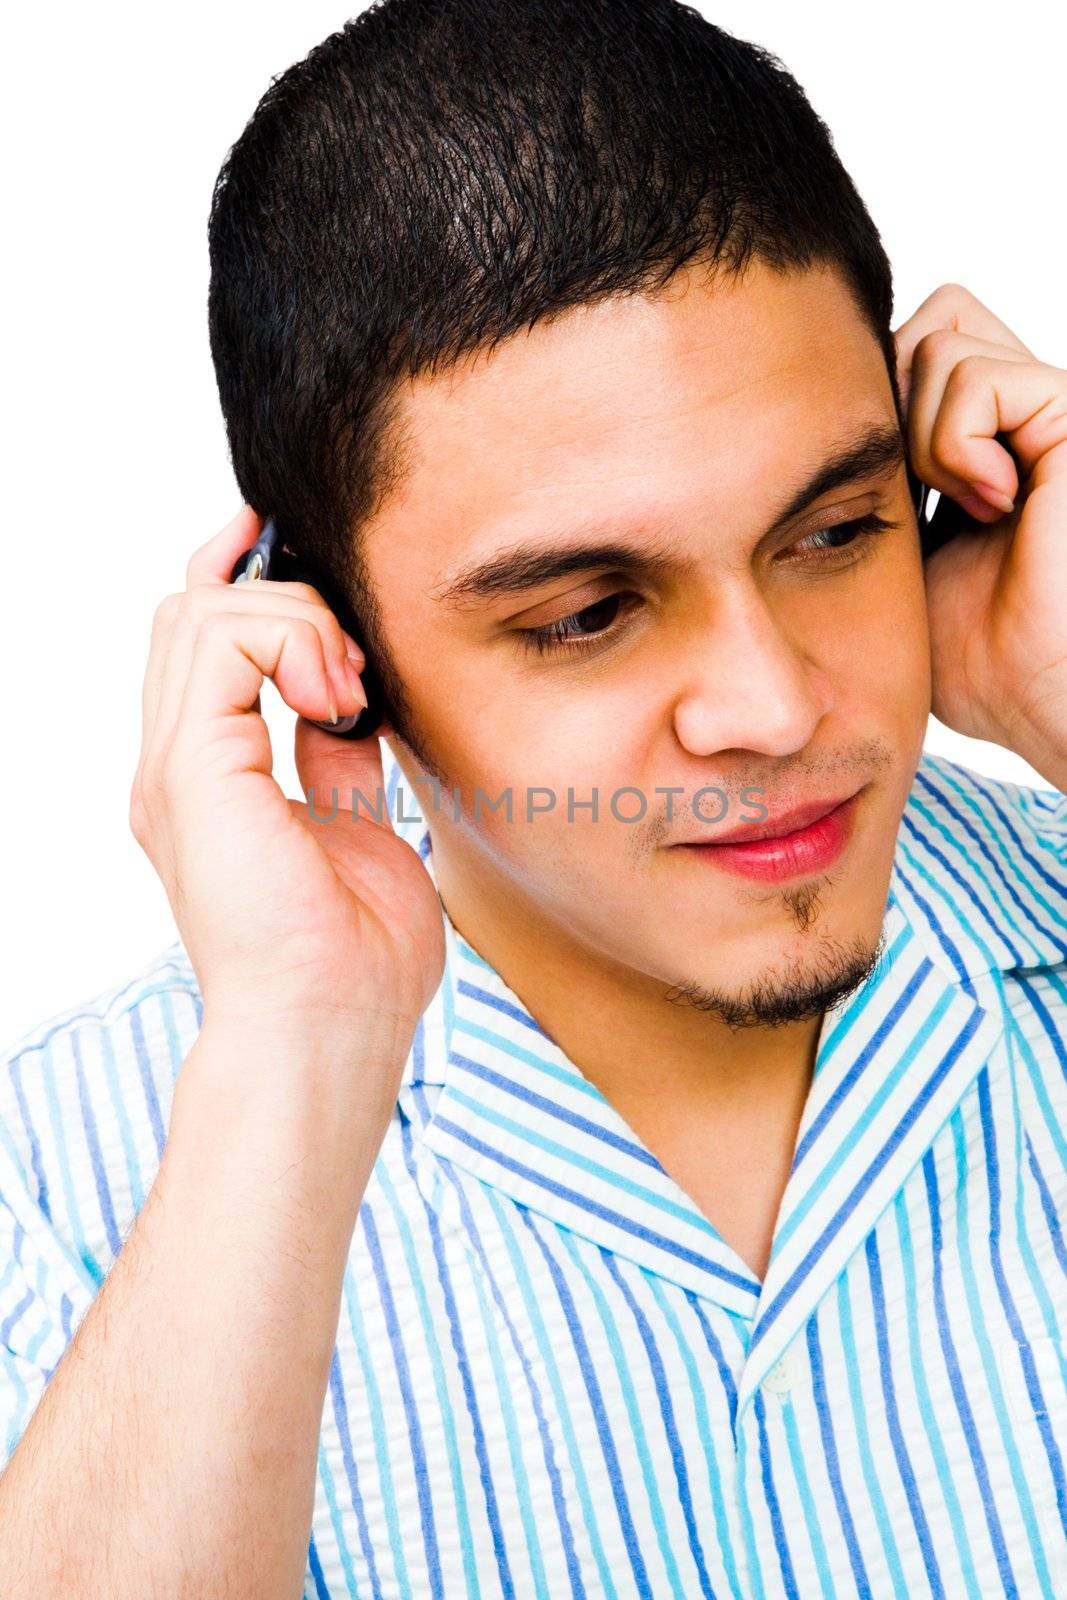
[3,2,1064,1045]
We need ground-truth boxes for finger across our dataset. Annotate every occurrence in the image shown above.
[185,504,264,590]
[155,610,344,795]
[893,282,1034,415]
[142,581,367,762]
[905,332,1034,506]
[293,712,394,839]
[138,591,183,758]
[907,344,1067,513]
[190,579,367,713]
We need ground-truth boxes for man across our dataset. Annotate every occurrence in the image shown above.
[1,1,1065,1595]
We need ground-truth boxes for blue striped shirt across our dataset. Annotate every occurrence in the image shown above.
[2,745,1066,1597]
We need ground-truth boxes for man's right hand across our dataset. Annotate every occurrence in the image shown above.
[128,503,446,1059]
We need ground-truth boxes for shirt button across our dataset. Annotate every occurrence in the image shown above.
[763,1353,795,1396]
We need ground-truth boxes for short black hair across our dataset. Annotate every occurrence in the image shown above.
[207,0,901,756]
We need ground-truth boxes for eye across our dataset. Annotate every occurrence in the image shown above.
[514,513,896,661]
[517,591,640,658]
[786,511,898,564]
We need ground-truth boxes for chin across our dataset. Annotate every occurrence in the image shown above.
[655,923,888,1028]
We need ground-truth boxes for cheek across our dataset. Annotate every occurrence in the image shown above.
[808,541,931,715]
[449,705,646,871]
[861,546,932,710]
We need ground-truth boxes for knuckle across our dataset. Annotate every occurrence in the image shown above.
[951,351,989,386]
[182,583,244,625]
[198,607,237,642]
[291,614,322,649]
[152,592,183,635]
[929,407,955,453]
[914,326,955,365]
[931,280,971,308]
[319,609,347,655]
[929,411,970,479]
[283,580,325,607]
[939,357,989,420]
[184,584,224,620]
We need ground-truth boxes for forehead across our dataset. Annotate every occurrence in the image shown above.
[368,260,892,590]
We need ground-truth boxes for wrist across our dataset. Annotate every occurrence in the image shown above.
[170,1012,414,1185]
[995,710,1067,794]
[189,992,418,1074]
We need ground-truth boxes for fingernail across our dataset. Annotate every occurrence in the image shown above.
[345,655,368,708]
[327,689,339,725]
[973,481,1015,515]
[958,492,1002,522]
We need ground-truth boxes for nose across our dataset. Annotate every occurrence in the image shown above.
[671,585,828,758]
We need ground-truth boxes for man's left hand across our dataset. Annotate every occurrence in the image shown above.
[893,283,1067,788]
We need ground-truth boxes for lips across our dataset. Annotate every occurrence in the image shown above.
[676,788,862,846]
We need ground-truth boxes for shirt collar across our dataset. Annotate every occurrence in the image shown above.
[386,742,1058,1412]
[890,751,1066,980]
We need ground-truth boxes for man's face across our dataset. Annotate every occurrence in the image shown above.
[364,258,931,1021]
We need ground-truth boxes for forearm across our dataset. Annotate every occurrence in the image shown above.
[0,1016,407,1599]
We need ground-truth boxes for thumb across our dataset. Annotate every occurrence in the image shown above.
[293,715,394,832]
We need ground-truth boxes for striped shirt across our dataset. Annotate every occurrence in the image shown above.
[2,744,1066,1598]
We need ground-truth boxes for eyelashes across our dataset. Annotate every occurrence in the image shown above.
[797,511,897,559]
[518,591,640,658]
[516,512,899,659]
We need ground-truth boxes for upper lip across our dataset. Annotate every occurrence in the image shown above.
[675,787,862,846]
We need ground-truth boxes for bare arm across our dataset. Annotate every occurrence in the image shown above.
[0,1012,411,1599]
[0,507,446,1597]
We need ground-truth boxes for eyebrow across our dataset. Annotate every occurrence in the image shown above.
[433,420,907,610]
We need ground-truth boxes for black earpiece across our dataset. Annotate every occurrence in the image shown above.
[230,517,389,739]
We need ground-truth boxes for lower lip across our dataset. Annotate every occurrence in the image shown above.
[676,791,863,882]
